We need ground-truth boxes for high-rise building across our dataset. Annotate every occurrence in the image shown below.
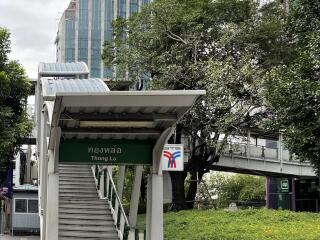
[55,0,150,79]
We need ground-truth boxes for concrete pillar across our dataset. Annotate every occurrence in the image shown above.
[146,175,152,240]
[150,173,164,239]
[278,132,283,171]
[39,110,48,240]
[100,169,105,197]
[146,127,173,240]
[116,166,126,197]
[45,128,61,240]
[128,165,143,239]
[115,166,126,220]
[291,178,296,211]
[266,176,270,209]
[247,130,251,158]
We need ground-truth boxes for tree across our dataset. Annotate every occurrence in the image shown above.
[265,1,320,173]
[203,173,265,208]
[103,0,287,210]
[0,27,31,184]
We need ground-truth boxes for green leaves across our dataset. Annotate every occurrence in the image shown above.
[264,1,320,174]
[0,27,32,184]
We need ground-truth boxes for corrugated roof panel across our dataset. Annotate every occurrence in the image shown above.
[42,78,109,98]
[38,62,89,77]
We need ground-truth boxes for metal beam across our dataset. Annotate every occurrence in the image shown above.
[60,112,177,121]
[61,127,162,135]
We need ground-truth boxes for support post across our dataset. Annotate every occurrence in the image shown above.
[291,178,296,211]
[128,165,143,240]
[100,169,105,198]
[45,127,61,240]
[146,127,173,240]
[146,175,152,240]
[39,110,48,240]
[266,177,270,209]
[247,131,251,158]
[278,132,283,171]
[115,166,126,221]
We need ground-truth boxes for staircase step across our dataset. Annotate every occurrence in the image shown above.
[59,237,118,240]
[59,230,118,238]
[59,224,116,232]
[59,213,113,220]
[59,175,94,179]
[59,172,93,177]
[59,181,95,186]
[59,199,108,204]
[59,218,114,226]
[59,185,96,190]
[59,204,108,210]
[59,208,110,215]
[59,180,95,184]
[59,189,97,194]
[59,196,98,200]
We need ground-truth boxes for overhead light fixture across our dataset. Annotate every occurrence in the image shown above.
[79,120,156,128]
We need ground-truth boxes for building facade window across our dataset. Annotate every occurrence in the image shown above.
[78,0,89,63]
[57,0,153,79]
[65,19,75,62]
[130,0,139,15]
[91,0,102,77]
[118,0,126,18]
[15,199,39,214]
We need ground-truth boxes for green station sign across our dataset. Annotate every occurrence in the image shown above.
[280,179,289,192]
[59,139,155,165]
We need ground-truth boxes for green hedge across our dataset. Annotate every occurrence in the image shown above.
[163,209,320,240]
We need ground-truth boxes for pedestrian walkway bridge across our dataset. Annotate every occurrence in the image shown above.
[213,142,315,177]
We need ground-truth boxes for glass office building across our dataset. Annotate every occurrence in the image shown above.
[56,0,150,78]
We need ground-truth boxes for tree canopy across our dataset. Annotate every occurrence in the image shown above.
[0,27,31,184]
[265,0,320,173]
[103,0,287,210]
[103,0,320,209]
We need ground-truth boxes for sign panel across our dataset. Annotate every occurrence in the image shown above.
[280,180,289,192]
[59,139,155,165]
[162,144,184,171]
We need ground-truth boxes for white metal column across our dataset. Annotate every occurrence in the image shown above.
[146,128,173,240]
[128,165,143,239]
[39,109,48,240]
[45,127,61,240]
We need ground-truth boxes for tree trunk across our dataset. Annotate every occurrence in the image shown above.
[169,171,187,211]
[185,170,204,209]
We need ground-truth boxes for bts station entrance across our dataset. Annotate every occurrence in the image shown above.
[37,62,205,240]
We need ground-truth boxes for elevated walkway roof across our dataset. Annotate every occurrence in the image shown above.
[38,62,89,78]
[41,78,109,99]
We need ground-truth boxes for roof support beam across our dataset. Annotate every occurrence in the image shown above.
[60,112,177,121]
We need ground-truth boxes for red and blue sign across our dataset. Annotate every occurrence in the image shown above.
[162,144,184,171]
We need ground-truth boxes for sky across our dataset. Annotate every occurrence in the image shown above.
[0,0,70,79]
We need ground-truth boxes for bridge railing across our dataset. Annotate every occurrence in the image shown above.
[223,142,300,163]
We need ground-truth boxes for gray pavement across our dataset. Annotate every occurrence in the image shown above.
[0,235,39,240]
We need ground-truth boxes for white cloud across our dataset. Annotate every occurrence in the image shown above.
[0,0,70,78]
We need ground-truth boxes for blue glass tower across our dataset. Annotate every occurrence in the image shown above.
[56,0,150,78]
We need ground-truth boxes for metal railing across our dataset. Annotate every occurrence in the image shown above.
[223,142,302,163]
[93,165,130,240]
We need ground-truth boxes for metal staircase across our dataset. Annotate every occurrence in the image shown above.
[58,164,119,240]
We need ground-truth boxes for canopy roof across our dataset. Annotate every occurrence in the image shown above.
[38,62,89,78]
[41,78,109,99]
[45,90,205,142]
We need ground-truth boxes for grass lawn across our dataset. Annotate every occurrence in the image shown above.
[138,209,320,240]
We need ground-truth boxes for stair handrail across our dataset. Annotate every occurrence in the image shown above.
[93,165,130,240]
